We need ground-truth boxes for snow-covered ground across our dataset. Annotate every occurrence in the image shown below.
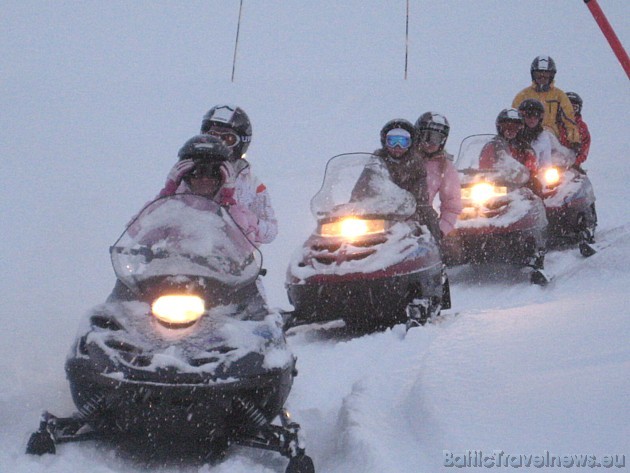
[2,2,628,472]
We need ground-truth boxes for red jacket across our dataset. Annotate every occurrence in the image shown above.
[559,115,591,165]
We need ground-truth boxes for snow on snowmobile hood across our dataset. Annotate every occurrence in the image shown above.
[111,195,261,292]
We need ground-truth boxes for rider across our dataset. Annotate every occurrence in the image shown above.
[512,55,581,153]
[559,92,591,171]
[412,112,462,238]
[351,119,441,239]
[375,119,429,204]
[161,104,278,245]
[114,134,269,317]
[516,98,562,170]
[480,108,538,176]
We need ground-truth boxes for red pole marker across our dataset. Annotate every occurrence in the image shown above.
[584,0,630,80]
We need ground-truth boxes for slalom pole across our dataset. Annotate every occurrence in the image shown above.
[231,0,244,82]
[404,0,409,80]
[583,0,630,80]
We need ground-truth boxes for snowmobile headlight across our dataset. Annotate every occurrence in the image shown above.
[463,183,507,205]
[151,295,205,326]
[542,167,561,186]
[320,218,386,239]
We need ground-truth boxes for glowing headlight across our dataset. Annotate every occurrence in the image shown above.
[320,218,386,239]
[151,295,205,326]
[462,182,508,205]
[543,167,561,186]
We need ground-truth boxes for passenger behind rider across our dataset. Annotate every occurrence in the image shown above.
[412,112,462,238]
[516,98,579,176]
[160,105,278,246]
[559,92,591,172]
[480,108,538,177]
[512,55,581,154]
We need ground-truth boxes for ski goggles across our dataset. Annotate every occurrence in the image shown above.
[419,129,445,146]
[207,129,241,148]
[385,134,411,149]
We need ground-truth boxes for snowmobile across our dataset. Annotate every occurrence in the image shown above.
[537,147,597,257]
[285,153,446,331]
[25,195,315,473]
[442,135,550,285]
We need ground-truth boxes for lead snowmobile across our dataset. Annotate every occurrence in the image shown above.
[25,194,314,473]
[442,135,550,285]
[285,153,446,332]
[537,147,597,257]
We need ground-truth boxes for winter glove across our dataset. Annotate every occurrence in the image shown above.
[571,163,586,175]
[217,161,238,206]
[570,142,582,155]
[160,159,196,196]
[228,203,259,239]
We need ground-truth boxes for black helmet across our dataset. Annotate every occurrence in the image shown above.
[178,134,231,163]
[530,55,556,81]
[495,108,523,135]
[518,98,545,117]
[566,91,583,115]
[200,104,252,158]
[415,112,450,151]
[380,118,415,148]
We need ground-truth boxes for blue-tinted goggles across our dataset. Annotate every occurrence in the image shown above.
[386,135,411,149]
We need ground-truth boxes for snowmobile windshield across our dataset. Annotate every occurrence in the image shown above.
[456,134,530,187]
[310,153,416,220]
[110,195,261,291]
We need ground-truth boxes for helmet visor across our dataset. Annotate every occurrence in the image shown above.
[499,121,523,135]
[207,129,241,148]
[419,129,445,146]
[520,110,542,119]
[184,162,223,182]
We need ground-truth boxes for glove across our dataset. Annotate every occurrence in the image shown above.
[160,159,196,196]
[217,161,237,206]
[570,142,582,155]
[571,163,586,175]
[229,203,258,239]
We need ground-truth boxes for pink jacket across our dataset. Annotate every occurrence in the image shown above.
[159,160,278,245]
[423,155,463,236]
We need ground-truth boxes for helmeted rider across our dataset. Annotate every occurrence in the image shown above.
[512,56,581,152]
[480,108,538,176]
[138,133,270,317]
[412,112,462,238]
[160,105,278,245]
[517,98,578,174]
[559,92,591,170]
[351,119,441,239]
[376,119,429,204]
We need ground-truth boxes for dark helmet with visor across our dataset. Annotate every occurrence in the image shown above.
[495,108,524,136]
[415,112,450,152]
[530,55,556,90]
[178,134,231,182]
[518,98,545,118]
[200,105,252,158]
[566,92,583,115]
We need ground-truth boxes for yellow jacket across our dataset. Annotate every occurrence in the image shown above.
[512,82,581,145]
